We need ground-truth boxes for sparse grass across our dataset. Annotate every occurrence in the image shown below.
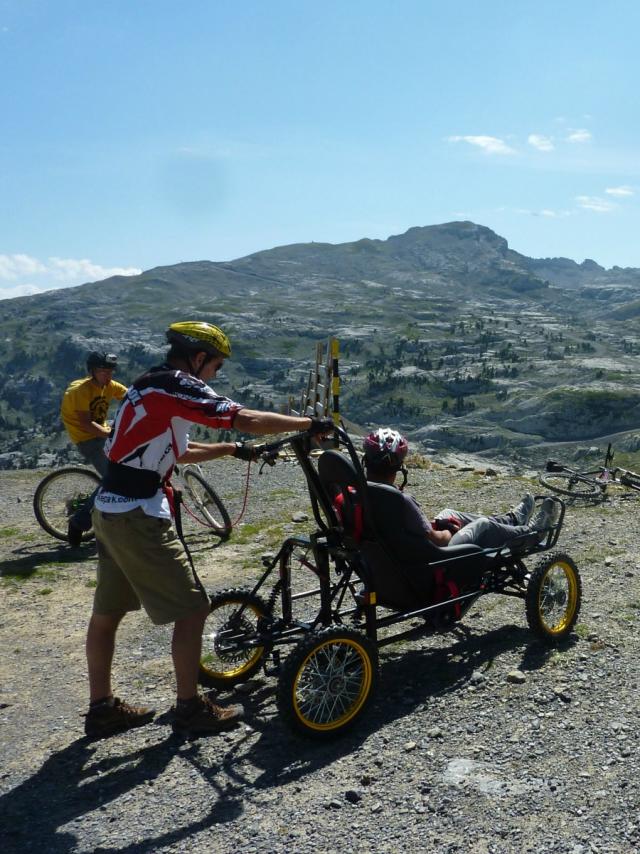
[1,563,68,584]
[407,453,431,470]
[37,588,53,596]
[232,519,296,546]
[0,527,20,538]
[574,623,589,639]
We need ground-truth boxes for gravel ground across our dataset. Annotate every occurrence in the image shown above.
[1,456,639,854]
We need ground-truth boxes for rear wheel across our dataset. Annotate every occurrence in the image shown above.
[182,468,232,540]
[526,552,581,641]
[538,471,603,500]
[33,467,101,542]
[199,589,270,688]
[277,626,378,738]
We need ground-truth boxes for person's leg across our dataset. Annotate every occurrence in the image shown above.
[172,605,210,700]
[98,508,243,734]
[491,493,535,527]
[433,508,480,528]
[77,437,108,476]
[450,516,531,548]
[84,511,155,737]
[69,438,108,539]
[86,612,125,702]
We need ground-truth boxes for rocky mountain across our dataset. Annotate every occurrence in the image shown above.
[2,220,640,470]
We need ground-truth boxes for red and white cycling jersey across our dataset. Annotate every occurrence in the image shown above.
[94,364,243,518]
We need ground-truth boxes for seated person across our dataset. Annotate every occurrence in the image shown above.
[362,428,557,550]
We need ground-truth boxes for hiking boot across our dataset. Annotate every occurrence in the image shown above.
[510,492,535,526]
[84,696,155,739]
[67,520,84,548]
[172,694,243,737]
[529,498,558,541]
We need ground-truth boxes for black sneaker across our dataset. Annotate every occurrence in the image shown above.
[84,696,156,738]
[172,694,243,737]
[67,520,84,548]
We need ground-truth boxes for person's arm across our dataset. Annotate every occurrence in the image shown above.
[74,411,111,438]
[176,441,237,464]
[402,493,453,546]
[427,527,453,546]
[233,409,314,435]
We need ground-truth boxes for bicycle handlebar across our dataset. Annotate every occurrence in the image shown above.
[254,425,342,472]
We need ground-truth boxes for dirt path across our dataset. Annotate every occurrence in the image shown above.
[1,463,639,853]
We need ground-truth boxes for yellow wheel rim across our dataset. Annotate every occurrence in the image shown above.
[538,561,578,636]
[201,600,264,680]
[292,637,373,732]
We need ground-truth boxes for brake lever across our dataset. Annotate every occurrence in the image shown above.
[259,452,279,474]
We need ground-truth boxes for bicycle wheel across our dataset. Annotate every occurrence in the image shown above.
[182,468,232,540]
[525,552,582,641]
[33,467,101,542]
[614,469,640,492]
[538,471,603,499]
[199,588,270,688]
[277,626,379,738]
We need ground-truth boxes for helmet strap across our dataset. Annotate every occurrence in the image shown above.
[398,466,408,492]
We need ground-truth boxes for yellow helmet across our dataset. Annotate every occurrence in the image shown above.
[166,321,231,358]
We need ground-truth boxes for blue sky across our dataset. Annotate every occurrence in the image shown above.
[1,0,639,298]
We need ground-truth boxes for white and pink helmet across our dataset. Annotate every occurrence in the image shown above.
[362,428,409,470]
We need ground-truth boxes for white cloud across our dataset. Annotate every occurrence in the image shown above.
[0,254,47,280]
[528,134,554,152]
[576,195,615,213]
[605,185,634,197]
[447,135,515,155]
[0,253,141,301]
[566,129,592,143]
[516,208,571,218]
[48,257,141,282]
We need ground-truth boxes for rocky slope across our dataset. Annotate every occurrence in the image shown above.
[1,221,640,470]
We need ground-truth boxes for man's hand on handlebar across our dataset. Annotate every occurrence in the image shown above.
[307,416,334,439]
[233,441,261,463]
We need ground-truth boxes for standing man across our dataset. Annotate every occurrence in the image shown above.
[60,351,127,545]
[85,321,332,739]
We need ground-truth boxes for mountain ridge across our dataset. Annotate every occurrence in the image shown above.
[1,220,639,470]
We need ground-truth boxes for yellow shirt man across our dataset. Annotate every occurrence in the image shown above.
[61,376,127,444]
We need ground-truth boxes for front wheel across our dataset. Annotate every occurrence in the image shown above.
[538,471,603,500]
[525,552,582,641]
[277,626,379,738]
[33,467,101,542]
[199,588,271,688]
[182,468,232,540]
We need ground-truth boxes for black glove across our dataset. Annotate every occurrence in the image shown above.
[233,441,257,462]
[307,416,334,436]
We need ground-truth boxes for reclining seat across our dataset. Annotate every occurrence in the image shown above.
[318,449,491,612]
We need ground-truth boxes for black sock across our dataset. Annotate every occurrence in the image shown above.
[176,695,199,710]
[89,695,114,709]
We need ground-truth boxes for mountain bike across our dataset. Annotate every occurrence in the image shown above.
[173,463,232,541]
[539,443,640,500]
[33,466,101,542]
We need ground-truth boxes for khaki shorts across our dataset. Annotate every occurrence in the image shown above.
[92,507,209,625]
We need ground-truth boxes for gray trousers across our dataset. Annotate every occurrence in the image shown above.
[76,437,109,476]
[435,508,531,549]
[72,437,107,530]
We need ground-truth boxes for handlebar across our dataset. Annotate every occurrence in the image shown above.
[254,425,342,473]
